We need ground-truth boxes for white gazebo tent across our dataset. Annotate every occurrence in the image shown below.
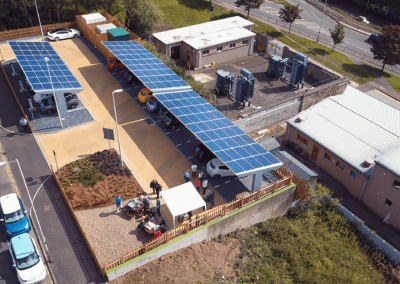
[160,182,206,228]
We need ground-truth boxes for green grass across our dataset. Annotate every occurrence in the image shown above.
[362,62,400,93]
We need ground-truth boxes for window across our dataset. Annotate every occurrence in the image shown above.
[242,40,249,44]
[385,199,392,208]
[297,134,308,145]
[350,171,356,178]
[336,161,344,170]
[217,46,223,51]
[203,50,209,55]
[393,180,400,189]
[324,153,331,161]
[230,43,236,48]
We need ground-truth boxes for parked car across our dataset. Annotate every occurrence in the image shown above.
[124,71,141,87]
[0,193,31,238]
[358,16,370,24]
[138,87,154,103]
[146,97,162,113]
[193,143,216,163]
[38,93,79,114]
[207,158,235,179]
[107,57,126,72]
[161,112,182,130]
[34,92,77,104]
[9,233,47,284]
[47,28,80,41]
[368,33,380,43]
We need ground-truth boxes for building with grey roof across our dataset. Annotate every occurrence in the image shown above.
[284,85,400,230]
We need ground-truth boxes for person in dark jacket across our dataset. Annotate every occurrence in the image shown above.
[155,182,162,199]
[150,179,157,194]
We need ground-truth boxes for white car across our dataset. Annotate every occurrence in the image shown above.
[207,158,235,179]
[47,28,80,41]
[9,233,47,284]
[359,16,370,24]
[33,92,54,103]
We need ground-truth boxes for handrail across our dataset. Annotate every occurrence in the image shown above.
[102,171,293,272]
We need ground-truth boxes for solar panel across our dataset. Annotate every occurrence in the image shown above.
[102,41,191,93]
[154,90,282,175]
[8,41,83,93]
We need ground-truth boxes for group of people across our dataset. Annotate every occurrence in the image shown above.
[185,164,209,193]
[137,214,167,238]
[150,179,162,199]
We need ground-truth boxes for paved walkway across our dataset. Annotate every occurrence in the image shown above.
[0,55,106,284]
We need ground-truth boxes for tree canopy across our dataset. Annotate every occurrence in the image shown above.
[329,22,345,52]
[234,0,265,19]
[278,3,302,34]
[370,24,400,71]
[124,0,163,33]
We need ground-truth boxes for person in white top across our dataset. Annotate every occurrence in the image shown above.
[198,170,203,180]
[202,179,208,194]
[191,164,197,177]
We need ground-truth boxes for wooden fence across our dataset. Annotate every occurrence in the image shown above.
[103,169,293,272]
[0,63,33,133]
[75,11,142,59]
[51,165,106,277]
[0,22,75,41]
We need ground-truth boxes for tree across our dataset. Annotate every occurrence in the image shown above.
[370,24,400,72]
[234,0,265,19]
[278,3,302,35]
[329,22,345,52]
[123,0,163,33]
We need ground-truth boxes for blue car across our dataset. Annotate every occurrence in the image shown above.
[0,193,31,238]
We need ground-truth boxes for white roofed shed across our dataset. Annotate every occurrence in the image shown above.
[81,13,107,25]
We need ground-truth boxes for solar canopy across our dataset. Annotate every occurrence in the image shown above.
[102,41,191,93]
[155,90,283,176]
[8,41,83,95]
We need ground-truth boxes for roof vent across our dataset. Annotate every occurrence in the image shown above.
[296,115,306,122]
[363,158,374,168]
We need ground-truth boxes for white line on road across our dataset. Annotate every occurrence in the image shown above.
[142,107,146,109]
[187,156,193,159]
[176,144,182,146]
[175,129,181,131]
[111,73,116,75]
[165,132,171,135]
[126,88,131,90]
[225,180,231,184]
[214,185,220,188]
[118,80,123,82]
[186,140,191,143]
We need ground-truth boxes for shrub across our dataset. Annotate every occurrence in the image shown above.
[78,168,104,187]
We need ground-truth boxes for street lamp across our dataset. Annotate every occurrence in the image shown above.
[316,0,328,43]
[323,42,333,67]
[34,0,45,41]
[0,160,50,260]
[44,57,63,127]
[112,89,124,167]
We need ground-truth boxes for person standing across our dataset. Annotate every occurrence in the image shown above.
[155,182,162,199]
[184,169,191,182]
[115,195,122,213]
[178,213,185,223]
[201,165,207,180]
[156,198,161,216]
[150,179,157,194]
[195,178,201,192]
[202,178,208,194]
[188,211,193,221]
[19,117,28,132]
[209,191,215,209]
[191,164,197,177]
[198,170,203,181]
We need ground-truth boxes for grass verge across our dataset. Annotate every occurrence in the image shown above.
[362,62,400,93]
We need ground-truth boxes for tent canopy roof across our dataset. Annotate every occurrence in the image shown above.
[160,182,206,217]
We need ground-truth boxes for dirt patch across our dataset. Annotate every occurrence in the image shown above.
[57,149,145,210]
[153,21,170,33]
[110,237,242,284]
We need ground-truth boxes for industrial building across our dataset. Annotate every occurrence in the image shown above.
[152,16,255,70]
[285,85,400,229]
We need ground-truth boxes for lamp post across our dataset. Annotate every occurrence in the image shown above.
[44,57,63,127]
[323,42,333,67]
[365,0,369,12]
[33,0,45,41]
[0,160,50,260]
[316,0,328,43]
[112,89,124,167]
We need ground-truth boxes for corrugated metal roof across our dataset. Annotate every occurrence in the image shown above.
[331,86,400,136]
[287,96,400,176]
[376,145,400,176]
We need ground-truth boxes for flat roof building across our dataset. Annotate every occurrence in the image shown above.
[152,16,255,70]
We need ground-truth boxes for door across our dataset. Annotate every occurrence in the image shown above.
[311,145,319,162]
[170,45,180,60]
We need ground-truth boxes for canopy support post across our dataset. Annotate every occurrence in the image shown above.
[251,172,263,192]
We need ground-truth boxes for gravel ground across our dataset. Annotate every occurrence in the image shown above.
[75,202,162,267]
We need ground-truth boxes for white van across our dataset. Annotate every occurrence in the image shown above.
[207,158,235,179]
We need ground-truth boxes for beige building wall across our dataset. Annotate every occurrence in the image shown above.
[153,37,167,55]
[285,126,367,197]
[362,164,400,230]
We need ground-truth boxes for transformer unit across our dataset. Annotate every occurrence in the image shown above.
[235,68,255,107]
[266,55,288,79]
[289,53,308,89]
[215,70,236,97]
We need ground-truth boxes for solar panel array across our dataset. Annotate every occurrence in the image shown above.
[8,41,83,93]
[102,41,190,92]
[155,90,282,175]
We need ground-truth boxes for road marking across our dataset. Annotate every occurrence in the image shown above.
[134,98,138,100]
[214,185,220,188]
[176,144,182,146]
[142,107,146,109]
[186,140,191,143]
[111,73,116,75]
[165,132,171,135]
[175,129,181,131]
[134,86,140,88]
[126,88,131,90]
[0,142,19,197]
[118,80,123,82]
[187,156,193,159]
[225,180,231,184]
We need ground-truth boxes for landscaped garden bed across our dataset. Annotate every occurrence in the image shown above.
[56,149,144,210]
